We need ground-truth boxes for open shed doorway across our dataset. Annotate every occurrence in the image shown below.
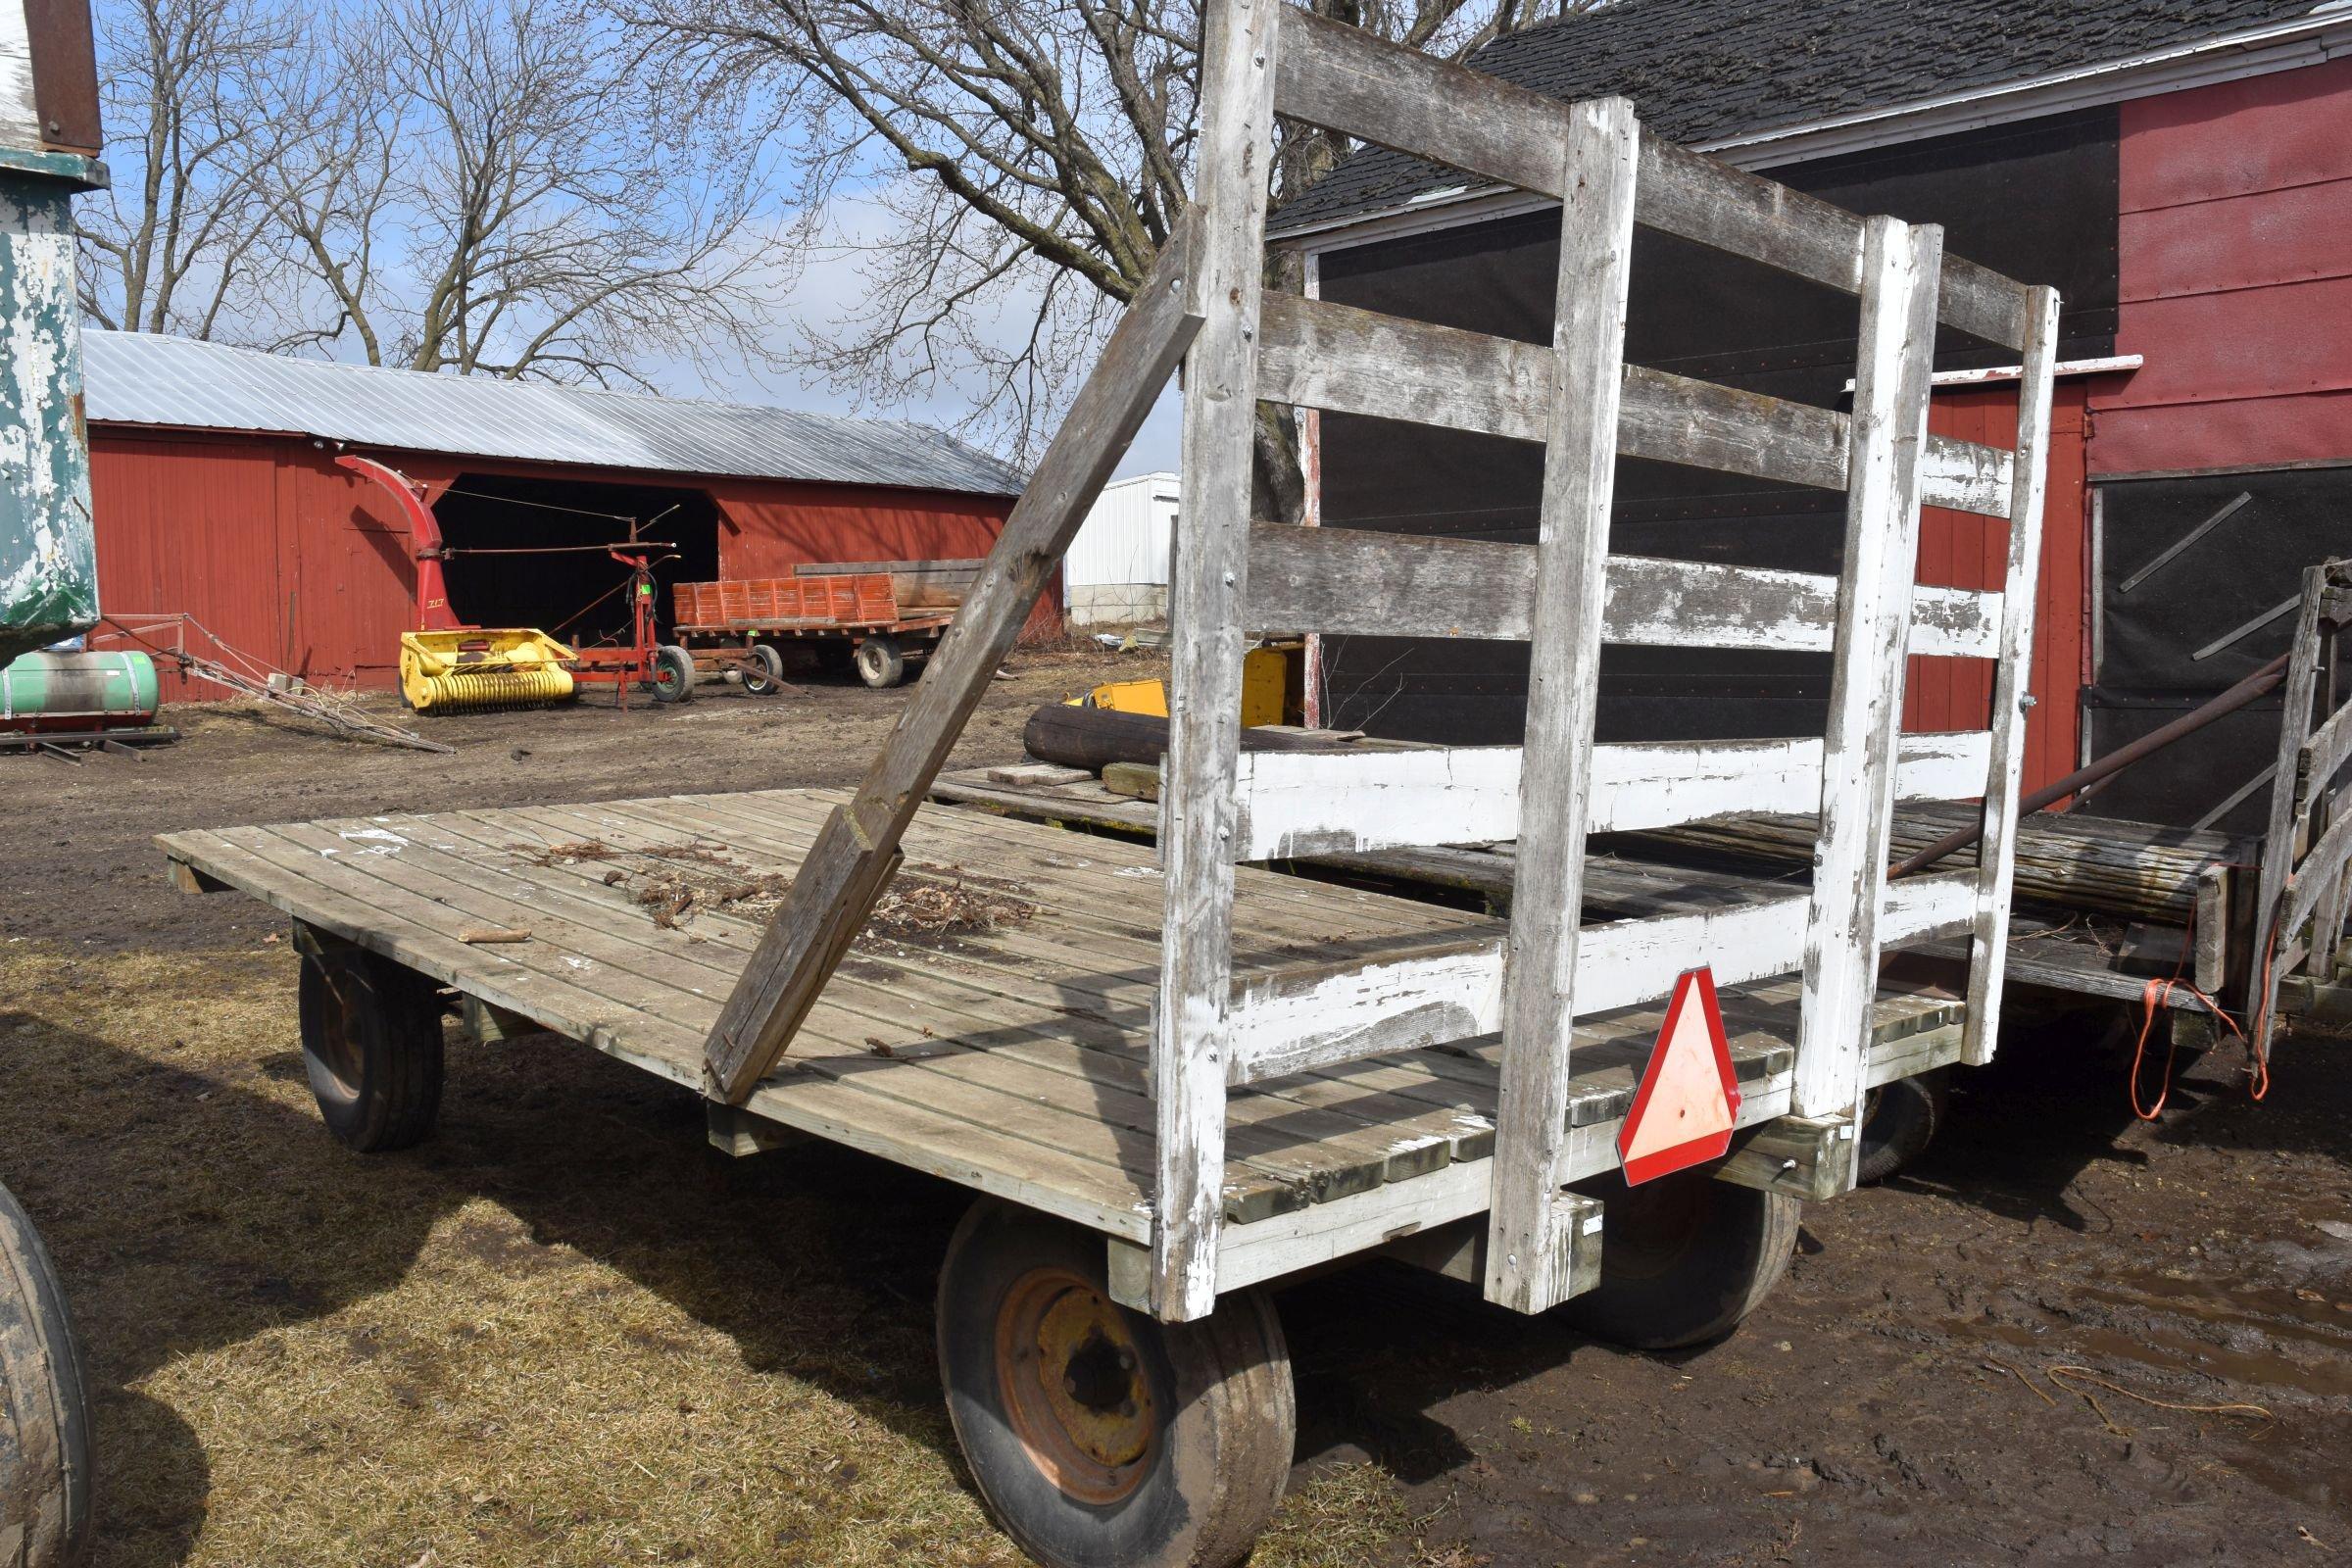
[430,474,720,650]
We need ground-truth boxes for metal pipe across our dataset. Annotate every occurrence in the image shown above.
[1891,651,2294,877]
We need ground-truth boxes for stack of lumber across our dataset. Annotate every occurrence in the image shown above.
[1619,802,2251,926]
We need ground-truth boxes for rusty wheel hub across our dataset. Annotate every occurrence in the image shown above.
[995,1266,1155,1503]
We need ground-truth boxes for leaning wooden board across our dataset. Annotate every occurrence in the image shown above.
[160,787,1960,1287]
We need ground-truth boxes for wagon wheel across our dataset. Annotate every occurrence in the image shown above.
[938,1200,1294,1568]
[1856,1067,1951,1185]
[297,935,445,1152]
[1551,1167,1799,1350]
[651,645,696,704]
[741,644,787,697]
[855,633,907,689]
[0,1180,92,1568]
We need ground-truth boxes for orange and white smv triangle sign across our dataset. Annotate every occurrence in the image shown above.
[1618,966,1742,1186]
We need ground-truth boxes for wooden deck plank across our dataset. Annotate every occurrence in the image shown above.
[159,785,1966,1268]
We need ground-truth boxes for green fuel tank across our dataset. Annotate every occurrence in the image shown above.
[0,650,159,733]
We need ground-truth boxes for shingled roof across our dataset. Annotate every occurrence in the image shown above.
[1272,0,2324,234]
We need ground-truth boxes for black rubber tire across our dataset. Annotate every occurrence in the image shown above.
[0,1180,93,1568]
[741,644,787,697]
[1551,1167,1800,1350]
[855,634,907,689]
[298,942,445,1152]
[938,1200,1294,1568]
[1856,1067,1951,1185]
[651,644,696,705]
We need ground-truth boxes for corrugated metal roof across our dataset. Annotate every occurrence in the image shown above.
[80,328,1028,497]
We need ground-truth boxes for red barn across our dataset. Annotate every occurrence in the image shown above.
[1271,0,2352,831]
[81,330,1040,697]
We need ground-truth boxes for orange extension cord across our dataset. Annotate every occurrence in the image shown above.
[2128,896,2264,1120]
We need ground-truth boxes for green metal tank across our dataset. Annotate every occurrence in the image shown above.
[0,649,158,732]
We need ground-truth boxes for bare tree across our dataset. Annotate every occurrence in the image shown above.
[262,0,784,384]
[76,0,308,338]
[82,0,785,387]
[621,0,1596,478]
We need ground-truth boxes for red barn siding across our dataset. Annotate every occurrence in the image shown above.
[1905,381,2089,796]
[87,427,1031,696]
[2094,55,2352,475]
[89,431,419,698]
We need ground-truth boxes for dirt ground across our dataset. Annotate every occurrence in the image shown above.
[2,649,2349,1567]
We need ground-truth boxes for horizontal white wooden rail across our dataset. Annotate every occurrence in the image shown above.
[1223,869,1978,1086]
[1199,1017,1965,1298]
[1229,731,1992,859]
[1246,523,2002,656]
[1256,294,2015,516]
[1267,3,2033,350]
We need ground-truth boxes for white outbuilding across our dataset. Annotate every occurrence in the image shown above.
[1063,471,1179,625]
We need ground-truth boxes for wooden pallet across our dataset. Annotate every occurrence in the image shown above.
[159,788,1959,1299]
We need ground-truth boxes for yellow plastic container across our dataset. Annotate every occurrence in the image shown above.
[1070,647,1292,727]
[399,629,577,714]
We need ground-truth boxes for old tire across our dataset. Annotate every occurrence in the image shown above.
[1857,1068,1951,1185]
[651,644,696,704]
[298,942,445,1152]
[0,1180,93,1568]
[1552,1168,1800,1350]
[742,644,787,697]
[938,1200,1294,1568]
[855,634,906,689]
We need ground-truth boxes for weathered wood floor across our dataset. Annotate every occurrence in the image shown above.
[159,788,1959,1274]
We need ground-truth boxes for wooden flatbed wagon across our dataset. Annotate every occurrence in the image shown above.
[671,558,980,690]
[151,10,2066,1565]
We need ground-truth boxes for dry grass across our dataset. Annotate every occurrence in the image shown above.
[0,942,1381,1568]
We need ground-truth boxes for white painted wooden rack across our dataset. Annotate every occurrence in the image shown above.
[687,0,2063,1324]
[1147,0,2061,1319]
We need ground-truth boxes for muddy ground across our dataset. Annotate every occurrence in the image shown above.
[1,651,2348,1567]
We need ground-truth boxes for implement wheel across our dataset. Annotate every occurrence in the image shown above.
[1552,1167,1799,1350]
[0,1181,92,1568]
[1857,1067,1950,1185]
[742,644,787,697]
[297,936,445,1152]
[855,633,906,689]
[651,644,696,704]
[938,1200,1294,1568]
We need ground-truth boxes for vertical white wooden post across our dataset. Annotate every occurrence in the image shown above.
[1962,285,2061,1066]
[2252,564,2328,1052]
[1152,0,1278,1323]
[1792,217,1944,1147]
[1484,95,1640,1317]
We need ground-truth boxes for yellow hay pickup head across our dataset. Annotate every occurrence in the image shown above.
[398,629,577,714]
